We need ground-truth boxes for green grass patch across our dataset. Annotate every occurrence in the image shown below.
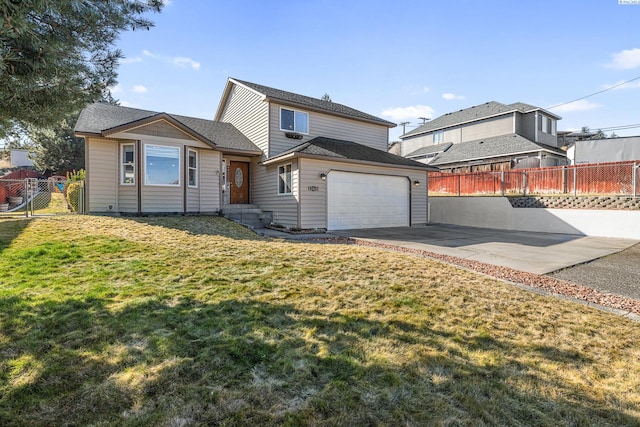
[1,215,639,425]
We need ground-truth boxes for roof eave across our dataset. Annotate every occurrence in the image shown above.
[101,113,217,148]
[215,78,268,121]
[266,98,396,128]
[433,147,566,165]
[263,151,437,171]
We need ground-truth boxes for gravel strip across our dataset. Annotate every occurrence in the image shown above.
[346,237,640,318]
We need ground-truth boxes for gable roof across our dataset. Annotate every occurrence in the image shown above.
[216,78,396,128]
[263,137,437,170]
[401,101,561,139]
[430,134,566,166]
[405,142,453,158]
[74,103,262,155]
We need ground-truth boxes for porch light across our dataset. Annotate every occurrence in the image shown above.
[320,173,327,180]
[413,180,420,187]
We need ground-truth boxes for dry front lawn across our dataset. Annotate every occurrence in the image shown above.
[1,216,639,426]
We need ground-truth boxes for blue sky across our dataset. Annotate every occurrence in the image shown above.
[112,0,640,142]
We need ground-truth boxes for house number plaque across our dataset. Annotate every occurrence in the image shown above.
[234,168,244,188]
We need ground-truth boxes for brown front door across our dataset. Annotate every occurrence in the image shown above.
[229,161,249,204]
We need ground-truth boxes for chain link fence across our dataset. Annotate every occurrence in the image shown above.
[428,161,640,197]
[0,178,85,217]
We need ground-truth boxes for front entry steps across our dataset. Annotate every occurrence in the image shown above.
[222,204,272,229]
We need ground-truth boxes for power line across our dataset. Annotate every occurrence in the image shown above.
[546,75,640,110]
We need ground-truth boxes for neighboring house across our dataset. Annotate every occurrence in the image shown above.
[557,130,600,147]
[566,136,640,164]
[399,101,567,172]
[75,78,436,230]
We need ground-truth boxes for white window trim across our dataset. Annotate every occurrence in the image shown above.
[279,107,309,135]
[144,143,181,187]
[277,163,293,195]
[188,149,198,188]
[120,143,135,186]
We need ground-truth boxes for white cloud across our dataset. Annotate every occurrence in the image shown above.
[173,57,201,70]
[548,100,601,113]
[442,92,465,100]
[142,50,200,70]
[121,56,142,64]
[133,85,149,94]
[606,48,640,69]
[381,105,435,122]
[423,86,430,93]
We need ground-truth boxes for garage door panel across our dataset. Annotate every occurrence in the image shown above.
[327,171,409,230]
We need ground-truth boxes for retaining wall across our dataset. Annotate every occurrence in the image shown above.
[428,196,640,239]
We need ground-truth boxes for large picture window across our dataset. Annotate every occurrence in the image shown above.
[144,144,180,186]
[278,164,292,194]
[188,149,198,187]
[280,108,309,134]
[121,143,135,185]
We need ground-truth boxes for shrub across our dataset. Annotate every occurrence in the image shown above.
[66,182,83,212]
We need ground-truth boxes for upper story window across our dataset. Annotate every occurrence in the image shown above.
[278,163,292,195]
[433,130,444,144]
[280,108,309,134]
[144,144,180,186]
[188,149,198,188]
[121,143,135,185]
[539,114,556,136]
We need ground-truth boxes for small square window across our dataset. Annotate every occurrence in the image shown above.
[278,164,292,194]
[433,130,444,144]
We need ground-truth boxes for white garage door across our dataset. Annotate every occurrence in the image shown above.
[327,171,409,230]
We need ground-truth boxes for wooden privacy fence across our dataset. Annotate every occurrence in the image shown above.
[428,161,640,197]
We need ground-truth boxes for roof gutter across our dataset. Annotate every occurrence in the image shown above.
[262,152,438,171]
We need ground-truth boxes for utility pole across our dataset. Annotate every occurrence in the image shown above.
[418,117,430,125]
[399,121,409,134]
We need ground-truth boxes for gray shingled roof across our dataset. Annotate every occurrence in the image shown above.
[267,137,436,169]
[75,103,261,153]
[430,134,566,166]
[231,78,396,128]
[402,101,558,139]
[405,142,453,158]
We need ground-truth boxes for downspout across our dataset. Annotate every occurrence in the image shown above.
[183,145,188,214]
[137,140,142,213]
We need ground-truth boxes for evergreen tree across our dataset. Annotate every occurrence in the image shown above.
[0,0,163,135]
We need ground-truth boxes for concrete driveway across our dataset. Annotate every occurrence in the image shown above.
[331,224,639,275]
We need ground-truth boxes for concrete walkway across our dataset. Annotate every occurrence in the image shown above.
[322,224,639,275]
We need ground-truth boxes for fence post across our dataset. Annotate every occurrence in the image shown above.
[634,163,638,198]
[522,171,527,196]
[457,174,461,196]
[23,179,29,217]
[501,170,505,196]
[573,167,577,197]
[562,166,567,194]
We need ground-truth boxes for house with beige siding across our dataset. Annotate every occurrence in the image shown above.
[75,78,436,230]
[399,101,567,172]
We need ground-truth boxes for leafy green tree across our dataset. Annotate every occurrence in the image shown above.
[0,0,163,135]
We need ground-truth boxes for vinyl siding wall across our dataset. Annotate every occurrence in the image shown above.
[460,115,513,142]
[198,150,221,213]
[251,158,299,228]
[219,84,269,156]
[269,103,389,157]
[299,158,428,229]
[86,137,118,213]
[87,131,221,214]
[125,121,194,140]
